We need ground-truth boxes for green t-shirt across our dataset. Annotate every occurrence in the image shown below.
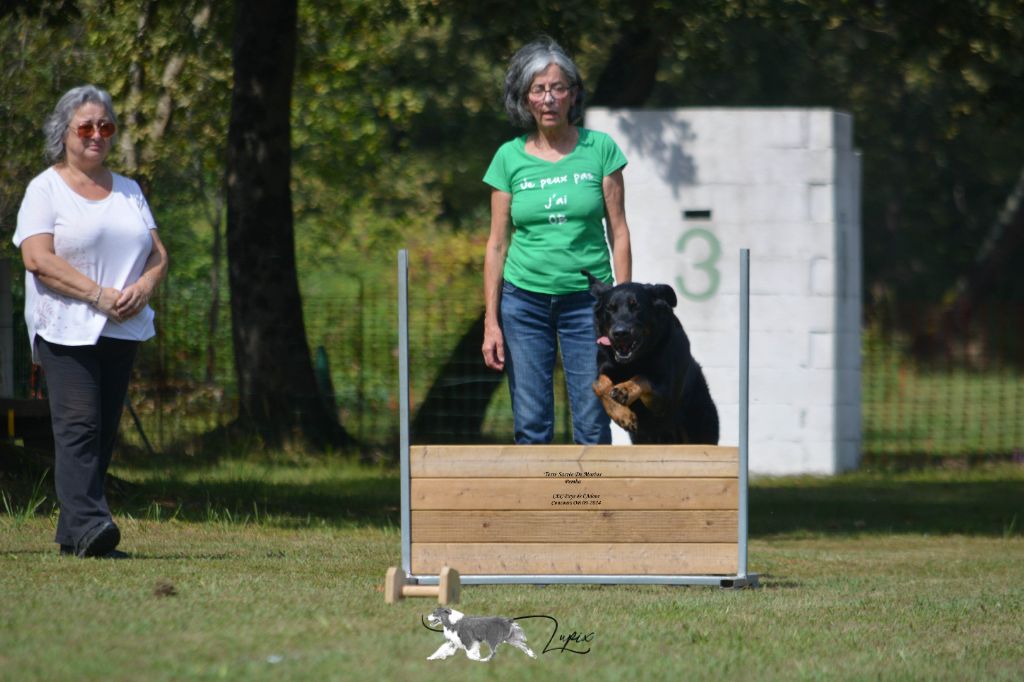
[483,128,627,294]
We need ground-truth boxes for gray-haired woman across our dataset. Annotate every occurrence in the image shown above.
[481,37,632,444]
[13,84,168,558]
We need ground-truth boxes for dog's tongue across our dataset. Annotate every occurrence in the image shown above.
[597,336,612,346]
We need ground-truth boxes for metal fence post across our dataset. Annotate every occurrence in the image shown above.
[738,248,750,579]
[398,250,412,574]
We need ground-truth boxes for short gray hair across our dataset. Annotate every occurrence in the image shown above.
[503,37,585,129]
[43,85,117,163]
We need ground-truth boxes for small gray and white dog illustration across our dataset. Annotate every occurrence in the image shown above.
[425,607,536,662]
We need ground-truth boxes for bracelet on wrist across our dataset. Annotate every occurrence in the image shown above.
[91,287,102,306]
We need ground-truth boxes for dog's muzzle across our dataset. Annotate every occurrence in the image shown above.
[611,330,641,363]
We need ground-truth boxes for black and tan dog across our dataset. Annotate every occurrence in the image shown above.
[583,271,719,444]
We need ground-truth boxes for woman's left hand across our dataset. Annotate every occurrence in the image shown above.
[114,281,152,319]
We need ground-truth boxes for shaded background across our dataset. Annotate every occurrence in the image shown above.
[1,0,1022,462]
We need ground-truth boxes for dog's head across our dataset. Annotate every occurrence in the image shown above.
[426,606,464,629]
[582,270,677,365]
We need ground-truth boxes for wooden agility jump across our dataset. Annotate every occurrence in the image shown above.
[391,249,758,589]
[410,444,742,578]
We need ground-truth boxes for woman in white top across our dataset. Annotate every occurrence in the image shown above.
[13,84,168,558]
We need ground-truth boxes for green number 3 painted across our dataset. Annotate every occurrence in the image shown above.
[675,228,721,301]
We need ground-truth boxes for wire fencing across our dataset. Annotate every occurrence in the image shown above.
[5,260,1023,461]
[861,302,1024,464]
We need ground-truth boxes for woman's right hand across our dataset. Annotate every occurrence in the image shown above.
[482,321,505,371]
[94,287,125,323]
[482,190,512,372]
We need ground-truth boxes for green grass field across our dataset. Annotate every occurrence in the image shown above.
[2,459,1023,681]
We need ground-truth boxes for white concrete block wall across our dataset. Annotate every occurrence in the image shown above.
[586,108,862,474]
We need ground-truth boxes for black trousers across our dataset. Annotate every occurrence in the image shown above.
[36,336,138,548]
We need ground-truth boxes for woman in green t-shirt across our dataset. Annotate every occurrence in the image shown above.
[482,37,633,444]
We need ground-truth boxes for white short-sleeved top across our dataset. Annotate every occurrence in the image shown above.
[13,167,158,361]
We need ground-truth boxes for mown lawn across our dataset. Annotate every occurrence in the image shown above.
[1,459,1022,681]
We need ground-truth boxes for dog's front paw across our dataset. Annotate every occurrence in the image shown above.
[610,384,630,405]
[428,643,456,660]
[609,406,638,432]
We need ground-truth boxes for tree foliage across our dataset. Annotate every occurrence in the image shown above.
[0,0,232,279]
[7,0,1021,305]
[287,0,1024,311]
[641,0,1024,307]
[2,0,1023,446]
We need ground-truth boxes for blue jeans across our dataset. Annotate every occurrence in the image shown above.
[500,281,610,445]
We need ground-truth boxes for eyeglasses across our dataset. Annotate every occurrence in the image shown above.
[71,120,117,139]
[527,84,573,102]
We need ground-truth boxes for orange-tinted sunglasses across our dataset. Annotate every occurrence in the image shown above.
[72,121,117,139]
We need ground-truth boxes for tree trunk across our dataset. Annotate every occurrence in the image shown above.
[948,165,1024,315]
[921,164,1024,357]
[225,0,352,449]
[588,3,665,108]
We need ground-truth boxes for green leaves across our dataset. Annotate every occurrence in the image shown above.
[4,0,1022,306]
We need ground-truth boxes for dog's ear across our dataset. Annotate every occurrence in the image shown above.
[581,269,611,299]
[649,284,677,309]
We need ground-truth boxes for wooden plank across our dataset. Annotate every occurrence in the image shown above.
[411,542,739,575]
[411,444,738,478]
[411,477,738,511]
[411,510,738,543]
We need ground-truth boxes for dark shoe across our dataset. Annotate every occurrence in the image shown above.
[61,544,129,559]
[77,521,121,558]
